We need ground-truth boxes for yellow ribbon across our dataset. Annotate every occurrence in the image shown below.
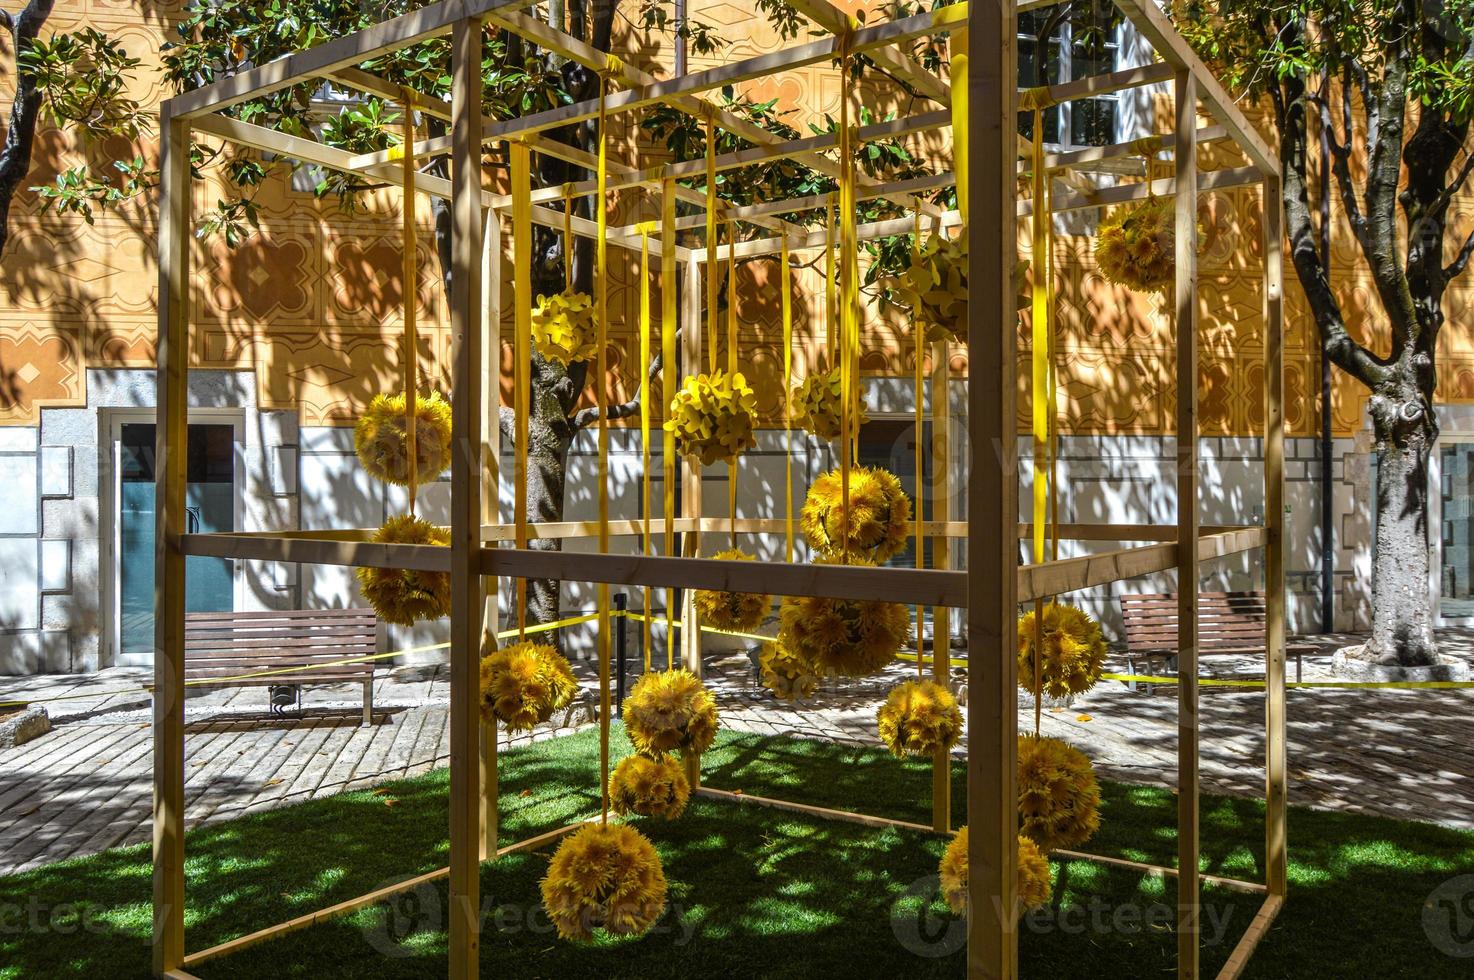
[401,89,419,517]
[595,72,612,824]
[640,225,653,673]
[510,140,532,640]
[705,114,720,373]
[781,238,794,564]
[661,179,678,671]
[727,218,739,549]
[950,28,968,223]
[913,202,925,678]
[838,59,860,558]
[825,195,837,363]
[563,186,575,291]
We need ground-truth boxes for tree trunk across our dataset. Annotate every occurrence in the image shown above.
[1364,379,1439,666]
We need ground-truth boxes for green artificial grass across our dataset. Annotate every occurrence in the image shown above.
[2,725,1472,978]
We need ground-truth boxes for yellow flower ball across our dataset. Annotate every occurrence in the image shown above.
[540,823,668,941]
[940,828,1053,915]
[758,637,819,701]
[1018,734,1101,852]
[778,562,909,677]
[353,390,453,487]
[793,365,868,441]
[693,549,771,633]
[892,232,968,344]
[876,679,963,757]
[478,638,579,732]
[800,466,912,564]
[622,669,720,758]
[1016,602,1108,701]
[1095,197,1181,293]
[531,289,599,366]
[609,754,690,820]
[355,515,450,626]
[665,369,758,466]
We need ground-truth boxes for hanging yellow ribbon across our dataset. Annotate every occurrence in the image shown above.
[781,237,794,564]
[661,179,678,671]
[1028,108,1059,734]
[510,140,532,641]
[639,224,654,673]
[726,218,739,549]
[595,71,612,825]
[825,195,837,364]
[837,39,859,562]
[951,28,968,224]
[913,201,925,678]
[401,89,419,517]
[705,112,720,374]
[563,185,575,291]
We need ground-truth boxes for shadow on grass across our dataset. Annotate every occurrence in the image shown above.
[1,728,1471,978]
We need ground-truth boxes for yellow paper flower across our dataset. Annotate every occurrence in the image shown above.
[665,369,758,466]
[876,679,963,757]
[353,390,453,487]
[531,289,599,366]
[693,549,771,633]
[793,365,868,441]
[478,638,579,732]
[1018,734,1101,852]
[609,754,690,820]
[940,828,1053,915]
[778,561,909,677]
[1016,603,1108,701]
[759,637,819,701]
[892,232,968,344]
[540,823,668,941]
[355,515,450,626]
[1095,197,1183,293]
[800,466,912,563]
[622,669,719,758]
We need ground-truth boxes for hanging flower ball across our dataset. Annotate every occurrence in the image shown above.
[540,822,668,941]
[1018,735,1101,852]
[478,637,579,732]
[693,549,771,633]
[531,288,599,366]
[892,232,968,344]
[354,390,453,487]
[758,637,819,701]
[1016,603,1108,701]
[939,828,1053,915]
[778,563,909,677]
[876,679,963,757]
[793,365,868,441]
[623,669,720,758]
[1094,197,1177,292]
[665,369,758,466]
[355,515,450,626]
[609,753,691,820]
[800,466,912,564]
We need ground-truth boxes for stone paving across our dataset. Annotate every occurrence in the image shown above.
[1,629,1471,877]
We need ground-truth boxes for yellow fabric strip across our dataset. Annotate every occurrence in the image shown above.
[838,61,858,559]
[640,228,653,672]
[1030,110,1051,730]
[563,187,574,291]
[595,73,612,824]
[951,28,969,224]
[781,238,794,564]
[511,140,532,639]
[913,202,925,677]
[825,196,837,363]
[726,219,739,549]
[661,179,678,670]
[705,114,719,373]
[401,90,419,516]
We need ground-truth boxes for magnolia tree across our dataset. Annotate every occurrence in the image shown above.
[1175,0,1474,667]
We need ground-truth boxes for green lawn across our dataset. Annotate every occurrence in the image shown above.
[2,726,1471,978]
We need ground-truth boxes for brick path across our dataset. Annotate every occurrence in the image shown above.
[1,629,1471,877]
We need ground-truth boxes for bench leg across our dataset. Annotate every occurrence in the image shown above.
[363,678,374,727]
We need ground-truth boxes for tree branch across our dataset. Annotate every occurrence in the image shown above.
[570,327,680,430]
[0,0,59,256]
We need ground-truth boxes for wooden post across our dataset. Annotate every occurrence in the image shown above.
[448,17,485,980]
[480,205,501,861]
[965,5,1019,978]
[1262,174,1288,898]
[680,257,703,791]
[930,338,952,833]
[152,109,191,980]
[1173,69,1201,980]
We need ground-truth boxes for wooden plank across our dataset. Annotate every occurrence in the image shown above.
[480,186,502,863]
[681,258,704,793]
[1262,175,1288,899]
[786,0,951,104]
[152,110,191,980]
[697,787,938,833]
[181,532,450,571]
[1054,849,1267,895]
[931,250,954,833]
[184,607,377,621]
[1216,895,1284,980]
[1023,62,1175,109]
[1174,69,1202,980]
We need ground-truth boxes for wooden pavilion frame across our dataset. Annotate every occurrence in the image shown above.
[151,1,1287,978]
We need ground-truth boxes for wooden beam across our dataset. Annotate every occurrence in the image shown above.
[180,532,452,571]
[930,305,954,833]
[1262,175,1288,899]
[680,258,704,791]
[479,205,501,862]
[1053,849,1268,895]
[152,109,191,980]
[697,787,938,833]
[1022,61,1174,110]
[785,0,952,104]
[1174,69,1202,980]
[1216,895,1285,980]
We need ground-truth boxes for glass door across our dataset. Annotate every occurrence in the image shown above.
[1441,443,1474,620]
[115,420,239,658]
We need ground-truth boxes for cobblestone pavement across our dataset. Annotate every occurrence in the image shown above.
[1,629,1471,876]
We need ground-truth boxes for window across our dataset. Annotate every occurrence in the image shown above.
[1017,7,1122,149]
[857,418,933,569]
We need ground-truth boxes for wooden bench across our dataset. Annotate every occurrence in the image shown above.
[1120,591,1307,688]
[182,608,379,725]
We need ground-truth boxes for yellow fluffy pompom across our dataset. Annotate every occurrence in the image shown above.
[355,515,450,626]
[778,563,909,677]
[759,637,819,701]
[793,365,868,441]
[800,466,912,564]
[354,391,453,487]
[623,669,719,758]
[939,829,1053,915]
[693,549,771,632]
[876,679,963,757]
[1095,197,1190,293]
[540,823,668,941]
[609,754,691,820]
[478,638,579,731]
[665,369,758,466]
[1016,602,1108,701]
[1018,735,1101,852]
[530,289,599,366]
[892,232,968,344]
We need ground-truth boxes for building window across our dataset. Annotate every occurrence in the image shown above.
[856,417,932,569]
[1017,7,1122,149]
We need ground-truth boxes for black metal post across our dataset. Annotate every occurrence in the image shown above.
[614,591,628,713]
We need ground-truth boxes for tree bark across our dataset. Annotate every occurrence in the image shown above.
[0,0,58,257]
